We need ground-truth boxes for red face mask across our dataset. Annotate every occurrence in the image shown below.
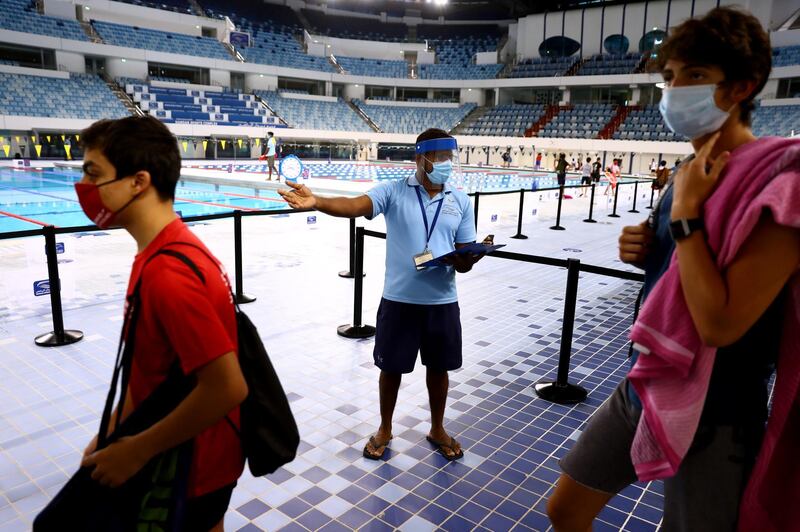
[74,178,138,229]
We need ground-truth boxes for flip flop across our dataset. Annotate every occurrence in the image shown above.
[426,435,464,461]
[362,435,392,460]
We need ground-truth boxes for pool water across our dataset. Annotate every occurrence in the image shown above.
[0,167,288,233]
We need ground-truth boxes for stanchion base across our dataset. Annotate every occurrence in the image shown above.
[583,219,597,223]
[534,381,588,404]
[608,214,621,218]
[337,324,376,339]
[35,329,84,347]
[646,206,654,210]
[510,234,528,240]
[549,226,566,231]
[235,294,257,304]
[628,209,640,213]
[339,271,366,279]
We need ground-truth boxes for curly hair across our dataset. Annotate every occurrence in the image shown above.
[649,7,772,124]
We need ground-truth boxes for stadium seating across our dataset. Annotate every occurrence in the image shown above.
[235,23,334,72]
[93,20,231,60]
[254,91,371,131]
[539,104,616,139]
[751,104,800,138]
[773,46,800,67]
[0,72,129,119]
[0,0,88,41]
[577,53,641,75]
[461,104,546,136]
[151,76,191,83]
[416,25,503,80]
[337,56,407,78]
[612,105,684,141]
[418,63,503,80]
[353,100,476,134]
[510,56,576,78]
[127,83,279,125]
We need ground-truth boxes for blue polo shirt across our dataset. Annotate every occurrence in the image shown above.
[366,175,476,305]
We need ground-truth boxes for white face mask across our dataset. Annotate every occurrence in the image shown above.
[659,84,731,139]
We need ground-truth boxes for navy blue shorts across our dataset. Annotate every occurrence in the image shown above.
[373,298,462,374]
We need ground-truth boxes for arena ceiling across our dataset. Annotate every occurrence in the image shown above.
[302,0,647,21]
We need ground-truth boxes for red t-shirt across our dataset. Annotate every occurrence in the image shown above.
[125,218,244,498]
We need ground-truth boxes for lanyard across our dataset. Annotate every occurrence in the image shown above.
[415,186,444,250]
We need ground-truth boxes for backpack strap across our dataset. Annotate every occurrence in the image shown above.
[144,245,242,439]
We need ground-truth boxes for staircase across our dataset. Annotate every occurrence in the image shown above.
[222,42,245,62]
[101,73,144,117]
[295,9,315,36]
[80,20,104,43]
[634,52,653,74]
[564,56,588,76]
[407,62,417,79]
[328,54,345,74]
[451,106,488,135]
[597,105,637,139]
[187,0,207,17]
[525,104,563,137]
[252,94,290,127]
[348,100,381,132]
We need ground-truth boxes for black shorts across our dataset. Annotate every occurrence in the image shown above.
[557,173,566,186]
[592,174,600,183]
[581,176,592,185]
[185,482,236,531]
[373,298,462,374]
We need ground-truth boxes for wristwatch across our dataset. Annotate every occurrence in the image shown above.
[669,218,704,241]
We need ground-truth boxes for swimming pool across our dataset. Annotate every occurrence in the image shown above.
[0,167,289,234]
[185,161,601,193]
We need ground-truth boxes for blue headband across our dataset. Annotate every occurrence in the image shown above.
[415,137,457,154]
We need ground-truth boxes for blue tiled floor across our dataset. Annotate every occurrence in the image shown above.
[0,190,666,531]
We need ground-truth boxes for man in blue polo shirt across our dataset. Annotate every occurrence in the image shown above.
[279,128,481,461]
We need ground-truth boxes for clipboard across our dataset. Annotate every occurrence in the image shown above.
[420,242,505,267]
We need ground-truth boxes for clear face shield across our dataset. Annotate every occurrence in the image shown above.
[415,137,463,187]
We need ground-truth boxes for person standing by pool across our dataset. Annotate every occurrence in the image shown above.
[579,157,593,196]
[535,152,542,170]
[555,153,568,187]
[265,131,278,181]
[68,116,248,531]
[278,128,483,461]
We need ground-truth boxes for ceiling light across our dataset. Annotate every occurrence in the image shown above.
[196,25,200,29]
[121,58,126,62]
[84,5,90,9]
[355,84,359,87]
[652,26,658,30]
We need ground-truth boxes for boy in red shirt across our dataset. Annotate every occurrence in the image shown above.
[77,116,247,531]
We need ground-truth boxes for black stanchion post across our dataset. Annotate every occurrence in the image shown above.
[339,217,365,278]
[534,258,588,404]
[583,184,597,223]
[233,210,256,304]
[549,185,566,231]
[473,191,480,232]
[608,181,621,218]
[338,227,376,338]
[647,185,655,210]
[628,181,640,213]
[510,188,528,240]
[35,225,83,347]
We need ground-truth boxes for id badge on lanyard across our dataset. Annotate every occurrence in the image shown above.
[413,187,444,271]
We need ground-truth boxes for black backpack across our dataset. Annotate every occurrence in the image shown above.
[155,243,300,476]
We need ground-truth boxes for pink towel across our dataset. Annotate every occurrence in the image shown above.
[627,136,800,486]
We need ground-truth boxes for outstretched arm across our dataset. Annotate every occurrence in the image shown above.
[279,181,373,218]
